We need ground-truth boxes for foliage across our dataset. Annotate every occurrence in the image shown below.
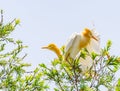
[0,10,49,91]
[115,78,120,91]
[0,10,120,91]
[39,37,120,91]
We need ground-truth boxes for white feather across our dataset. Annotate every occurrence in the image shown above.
[65,32,81,59]
[79,56,93,73]
[65,32,78,52]
[86,30,100,54]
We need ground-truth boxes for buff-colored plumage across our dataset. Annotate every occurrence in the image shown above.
[65,28,100,60]
[42,28,100,73]
[64,28,100,72]
[42,43,61,57]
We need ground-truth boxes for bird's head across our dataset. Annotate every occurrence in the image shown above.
[42,43,61,57]
[42,43,57,51]
[82,28,98,41]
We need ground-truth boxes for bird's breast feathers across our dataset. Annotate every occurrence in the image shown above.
[79,35,90,48]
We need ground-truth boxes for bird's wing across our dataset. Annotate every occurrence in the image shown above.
[65,32,81,59]
[87,30,100,54]
[79,56,93,73]
[65,32,79,52]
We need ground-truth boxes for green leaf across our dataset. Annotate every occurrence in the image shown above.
[6,38,15,43]
[54,88,59,91]
[51,59,59,66]
[80,49,87,59]
[106,40,112,51]
[34,67,39,73]
[60,45,65,54]
[51,69,58,75]
[21,63,31,67]
[91,52,98,60]
[16,40,22,44]
[39,63,47,68]
[0,60,7,66]
[15,19,20,25]
[0,43,5,51]
[115,78,120,91]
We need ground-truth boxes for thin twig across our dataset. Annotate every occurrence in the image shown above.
[21,53,27,60]
[45,67,64,91]
[0,10,3,26]
[73,59,79,91]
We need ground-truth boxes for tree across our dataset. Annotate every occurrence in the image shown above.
[0,10,49,91]
[40,40,120,91]
[0,10,120,91]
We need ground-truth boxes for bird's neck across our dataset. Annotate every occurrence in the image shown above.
[80,34,91,48]
[52,47,61,57]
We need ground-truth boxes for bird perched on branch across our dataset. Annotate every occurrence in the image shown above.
[41,43,61,58]
[41,28,100,73]
[41,28,100,60]
[65,28,100,60]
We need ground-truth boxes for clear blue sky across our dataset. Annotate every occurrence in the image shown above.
[1,0,120,90]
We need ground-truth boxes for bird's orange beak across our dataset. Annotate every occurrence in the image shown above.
[41,46,49,49]
[92,36,98,41]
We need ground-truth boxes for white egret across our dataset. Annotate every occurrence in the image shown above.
[64,28,100,60]
[41,28,100,73]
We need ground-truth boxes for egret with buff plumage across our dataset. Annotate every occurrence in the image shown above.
[41,28,100,72]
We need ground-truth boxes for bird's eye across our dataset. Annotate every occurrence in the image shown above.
[50,45,54,48]
[49,45,52,48]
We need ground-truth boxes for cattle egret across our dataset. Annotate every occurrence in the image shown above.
[41,28,100,73]
[42,43,61,58]
[65,28,100,60]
